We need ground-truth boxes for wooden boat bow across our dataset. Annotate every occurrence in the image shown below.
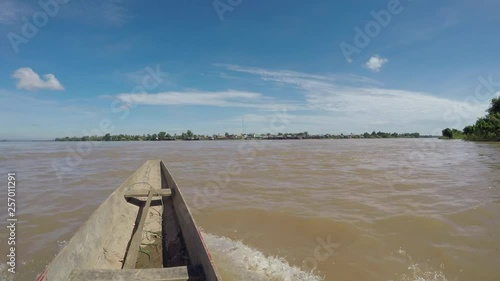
[39,160,221,281]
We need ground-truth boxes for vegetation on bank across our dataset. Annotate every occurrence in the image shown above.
[442,98,500,141]
[55,131,427,141]
[441,128,464,139]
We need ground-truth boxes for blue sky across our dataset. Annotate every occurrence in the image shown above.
[1,0,499,139]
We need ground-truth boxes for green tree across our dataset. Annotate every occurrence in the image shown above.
[442,128,453,139]
[158,131,166,140]
[487,97,500,115]
[103,133,111,141]
[463,125,474,135]
[461,97,500,141]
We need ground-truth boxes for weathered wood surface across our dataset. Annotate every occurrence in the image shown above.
[161,161,221,281]
[162,169,190,267]
[41,160,220,281]
[42,160,163,280]
[123,190,154,269]
[68,266,203,281]
[124,189,172,198]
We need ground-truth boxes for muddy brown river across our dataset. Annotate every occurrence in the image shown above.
[0,139,499,281]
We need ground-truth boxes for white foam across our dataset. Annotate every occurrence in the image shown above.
[202,233,324,281]
[392,248,449,281]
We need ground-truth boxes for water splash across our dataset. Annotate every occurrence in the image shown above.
[203,233,324,281]
[57,240,67,249]
[392,248,449,281]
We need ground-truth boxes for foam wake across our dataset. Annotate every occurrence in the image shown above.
[203,233,324,281]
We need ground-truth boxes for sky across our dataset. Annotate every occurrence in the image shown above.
[1,0,499,139]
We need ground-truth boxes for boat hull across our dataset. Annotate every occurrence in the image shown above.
[38,160,220,281]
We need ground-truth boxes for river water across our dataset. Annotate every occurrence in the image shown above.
[0,139,499,281]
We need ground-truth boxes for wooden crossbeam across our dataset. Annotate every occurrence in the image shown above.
[68,266,203,281]
[124,189,172,198]
[123,190,154,269]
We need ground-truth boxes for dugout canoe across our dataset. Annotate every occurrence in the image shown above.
[37,160,221,281]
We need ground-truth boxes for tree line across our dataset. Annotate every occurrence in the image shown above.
[55,130,424,141]
[442,97,500,141]
[55,130,194,142]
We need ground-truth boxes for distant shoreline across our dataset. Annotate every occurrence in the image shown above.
[3,135,442,142]
[52,131,435,142]
[52,136,439,142]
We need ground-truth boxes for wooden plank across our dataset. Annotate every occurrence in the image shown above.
[123,190,154,269]
[69,266,203,281]
[124,189,172,198]
[160,161,221,281]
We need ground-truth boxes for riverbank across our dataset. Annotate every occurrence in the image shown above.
[54,131,436,142]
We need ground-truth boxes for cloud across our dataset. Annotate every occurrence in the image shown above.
[215,64,382,86]
[63,0,131,26]
[216,64,490,133]
[365,55,388,72]
[12,68,65,91]
[0,0,21,24]
[116,90,291,110]
[94,0,130,26]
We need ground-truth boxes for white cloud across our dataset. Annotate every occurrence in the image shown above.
[216,64,490,134]
[63,0,130,26]
[216,64,382,86]
[365,55,388,72]
[116,90,292,110]
[12,68,65,91]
